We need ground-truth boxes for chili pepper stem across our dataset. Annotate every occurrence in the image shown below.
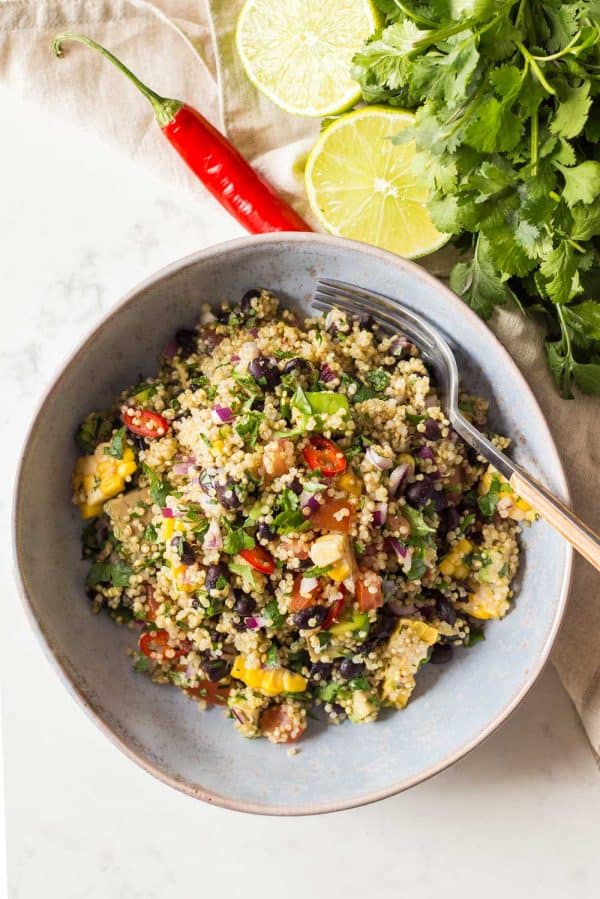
[51,33,183,127]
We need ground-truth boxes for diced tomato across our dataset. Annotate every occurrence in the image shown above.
[260,703,307,743]
[323,592,346,630]
[122,406,170,439]
[186,680,229,706]
[310,498,353,534]
[263,438,295,478]
[239,546,275,574]
[290,573,322,612]
[302,435,346,477]
[356,572,384,611]
[139,629,189,660]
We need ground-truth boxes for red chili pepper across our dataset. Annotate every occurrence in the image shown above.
[122,406,170,439]
[239,546,275,575]
[302,435,347,477]
[52,34,312,234]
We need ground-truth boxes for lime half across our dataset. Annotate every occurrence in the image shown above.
[305,107,448,259]
[236,0,381,117]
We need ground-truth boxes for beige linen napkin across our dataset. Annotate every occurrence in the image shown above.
[2,0,599,759]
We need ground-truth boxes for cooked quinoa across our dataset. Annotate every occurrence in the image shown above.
[72,289,536,744]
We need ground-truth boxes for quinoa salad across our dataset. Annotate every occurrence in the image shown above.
[72,289,536,744]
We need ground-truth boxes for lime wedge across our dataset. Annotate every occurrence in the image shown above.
[236,0,381,117]
[305,107,448,259]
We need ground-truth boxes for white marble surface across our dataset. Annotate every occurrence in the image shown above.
[2,89,600,899]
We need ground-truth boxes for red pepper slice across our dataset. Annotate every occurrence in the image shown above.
[302,435,347,477]
[122,406,170,439]
[239,546,275,575]
[139,629,187,660]
[186,680,230,707]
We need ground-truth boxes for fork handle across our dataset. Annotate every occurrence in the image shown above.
[510,468,600,573]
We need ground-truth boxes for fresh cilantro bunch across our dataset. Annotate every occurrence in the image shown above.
[352,0,600,396]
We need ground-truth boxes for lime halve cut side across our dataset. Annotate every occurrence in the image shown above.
[305,107,448,259]
[235,0,381,117]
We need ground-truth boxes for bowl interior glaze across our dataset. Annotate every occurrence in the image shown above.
[15,234,571,814]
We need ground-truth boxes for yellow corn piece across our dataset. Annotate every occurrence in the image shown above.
[397,452,416,475]
[439,538,473,579]
[232,655,307,696]
[338,470,362,497]
[72,441,137,519]
[456,582,510,620]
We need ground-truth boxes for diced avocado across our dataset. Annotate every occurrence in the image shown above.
[347,689,378,723]
[328,611,369,636]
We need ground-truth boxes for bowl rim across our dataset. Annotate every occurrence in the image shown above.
[13,232,573,816]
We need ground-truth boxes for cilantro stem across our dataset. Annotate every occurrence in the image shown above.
[515,43,556,95]
[392,1,435,28]
[530,32,582,62]
[409,17,478,57]
[530,109,539,175]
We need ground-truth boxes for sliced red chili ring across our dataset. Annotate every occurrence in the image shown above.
[239,546,275,575]
[302,435,347,477]
[122,406,170,439]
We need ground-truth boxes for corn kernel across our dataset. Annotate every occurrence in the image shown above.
[338,471,362,497]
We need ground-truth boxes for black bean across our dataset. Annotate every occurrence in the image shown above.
[436,598,457,626]
[214,306,231,323]
[423,419,441,441]
[361,606,395,651]
[175,329,197,356]
[283,357,313,378]
[257,522,274,542]
[247,355,281,390]
[330,703,347,718]
[191,597,201,610]
[354,312,375,331]
[289,476,303,495]
[339,659,365,680]
[179,540,196,566]
[293,605,328,630]
[431,489,447,512]
[240,288,263,314]
[233,592,256,617]
[430,644,453,665]
[440,507,460,535]
[309,661,332,684]
[205,563,229,592]
[215,479,241,510]
[203,658,231,682]
[406,478,437,508]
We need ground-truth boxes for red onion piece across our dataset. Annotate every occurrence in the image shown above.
[244,616,269,630]
[211,405,234,424]
[417,445,435,461]
[300,491,321,514]
[366,446,393,470]
[388,463,409,497]
[230,354,240,363]
[319,363,337,383]
[387,536,408,560]
[202,520,222,551]
[372,502,388,526]
[161,508,174,519]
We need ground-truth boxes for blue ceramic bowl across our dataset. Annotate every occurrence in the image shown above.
[14,234,572,814]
